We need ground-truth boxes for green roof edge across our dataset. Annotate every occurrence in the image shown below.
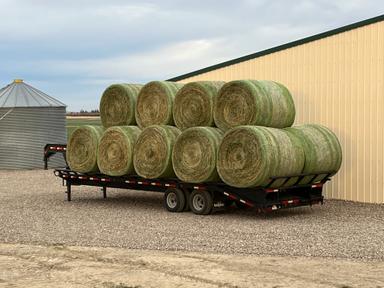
[168,14,384,81]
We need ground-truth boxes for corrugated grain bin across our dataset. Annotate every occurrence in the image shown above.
[0,80,66,169]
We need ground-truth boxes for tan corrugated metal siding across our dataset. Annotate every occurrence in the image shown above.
[176,21,384,203]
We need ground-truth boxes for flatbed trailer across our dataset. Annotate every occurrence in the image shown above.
[54,168,331,215]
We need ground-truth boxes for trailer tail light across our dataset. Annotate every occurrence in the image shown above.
[101,178,111,182]
[311,183,323,188]
[164,183,176,188]
[265,205,280,212]
[78,176,87,180]
[281,199,300,206]
[265,188,279,193]
[193,185,206,190]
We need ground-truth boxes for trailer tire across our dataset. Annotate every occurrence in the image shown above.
[189,190,213,215]
[183,190,191,212]
[164,188,185,212]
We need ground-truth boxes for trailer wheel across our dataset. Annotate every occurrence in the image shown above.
[164,188,185,212]
[189,190,213,215]
[183,190,191,212]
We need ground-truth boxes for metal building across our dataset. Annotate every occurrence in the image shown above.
[0,79,66,169]
[169,15,384,204]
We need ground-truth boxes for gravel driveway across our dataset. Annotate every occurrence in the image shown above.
[0,169,383,261]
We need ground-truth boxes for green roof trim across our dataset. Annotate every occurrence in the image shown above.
[168,14,384,81]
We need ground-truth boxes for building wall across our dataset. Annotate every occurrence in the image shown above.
[177,21,384,203]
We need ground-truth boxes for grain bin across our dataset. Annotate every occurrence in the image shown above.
[0,80,66,169]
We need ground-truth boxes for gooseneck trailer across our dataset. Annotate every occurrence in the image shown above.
[49,144,331,215]
[53,167,330,215]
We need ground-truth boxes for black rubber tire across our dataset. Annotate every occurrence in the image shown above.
[189,190,213,215]
[183,190,191,212]
[164,188,185,212]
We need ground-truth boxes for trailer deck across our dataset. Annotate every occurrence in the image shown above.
[54,168,329,215]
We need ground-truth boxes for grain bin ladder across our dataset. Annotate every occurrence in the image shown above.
[54,167,333,215]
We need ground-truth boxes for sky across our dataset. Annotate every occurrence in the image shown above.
[0,0,383,111]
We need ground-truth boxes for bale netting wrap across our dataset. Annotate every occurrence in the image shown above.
[67,125,104,173]
[135,81,183,128]
[97,126,141,176]
[214,80,295,130]
[217,126,304,188]
[172,127,224,183]
[100,83,143,128]
[133,125,181,179]
[173,81,225,130]
[285,124,342,184]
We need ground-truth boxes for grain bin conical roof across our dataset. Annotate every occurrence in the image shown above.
[0,79,66,108]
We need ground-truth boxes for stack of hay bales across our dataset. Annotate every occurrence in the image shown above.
[67,78,342,188]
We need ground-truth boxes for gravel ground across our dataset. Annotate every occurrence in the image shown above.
[0,169,383,261]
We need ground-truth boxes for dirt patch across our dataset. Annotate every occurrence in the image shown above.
[0,243,382,288]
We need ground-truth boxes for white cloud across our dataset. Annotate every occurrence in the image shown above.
[0,0,383,110]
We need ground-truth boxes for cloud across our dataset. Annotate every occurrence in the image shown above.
[0,0,383,110]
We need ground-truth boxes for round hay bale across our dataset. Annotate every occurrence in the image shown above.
[100,83,143,128]
[172,127,223,183]
[173,81,225,130]
[214,80,295,130]
[67,125,104,173]
[133,125,181,179]
[97,126,141,176]
[217,126,304,188]
[135,81,183,128]
[285,124,342,184]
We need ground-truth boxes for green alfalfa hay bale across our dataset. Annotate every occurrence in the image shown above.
[97,126,141,176]
[285,124,342,184]
[135,81,183,128]
[133,125,181,179]
[214,80,295,131]
[67,125,104,173]
[217,126,304,188]
[173,81,225,130]
[172,127,223,183]
[100,83,143,128]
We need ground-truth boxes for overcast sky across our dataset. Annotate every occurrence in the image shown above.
[0,0,383,111]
